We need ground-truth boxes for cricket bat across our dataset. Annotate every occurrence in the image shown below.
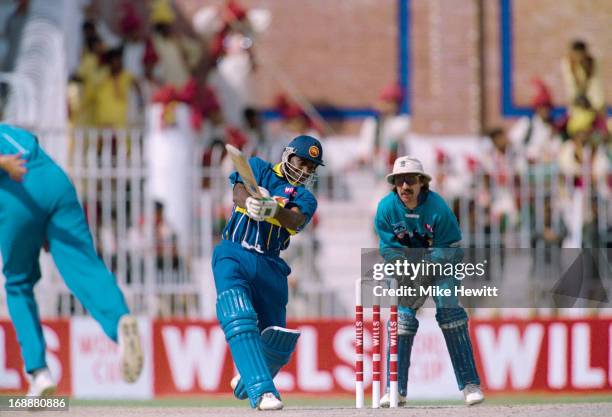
[225,144,263,198]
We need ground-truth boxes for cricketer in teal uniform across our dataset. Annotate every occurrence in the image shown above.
[0,124,141,392]
[374,156,483,407]
[212,135,323,410]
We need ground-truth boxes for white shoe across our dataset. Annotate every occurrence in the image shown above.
[27,368,56,397]
[257,392,283,410]
[463,384,484,405]
[380,391,407,408]
[118,315,144,383]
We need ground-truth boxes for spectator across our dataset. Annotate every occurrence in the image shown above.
[480,128,523,235]
[242,107,268,157]
[558,129,609,192]
[561,95,608,143]
[508,79,562,164]
[357,83,410,175]
[561,39,605,113]
[93,47,141,128]
[120,3,145,79]
[139,42,163,107]
[203,0,262,126]
[73,34,106,126]
[149,0,200,87]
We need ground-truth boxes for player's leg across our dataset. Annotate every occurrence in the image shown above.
[43,165,142,382]
[213,242,281,409]
[381,305,418,407]
[0,176,54,395]
[433,277,483,405]
[232,256,300,402]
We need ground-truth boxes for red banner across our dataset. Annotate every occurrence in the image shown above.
[0,320,70,394]
[1,316,611,397]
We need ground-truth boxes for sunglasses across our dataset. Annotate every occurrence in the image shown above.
[393,174,421,186]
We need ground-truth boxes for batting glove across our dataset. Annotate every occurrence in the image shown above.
[246,196,279,221]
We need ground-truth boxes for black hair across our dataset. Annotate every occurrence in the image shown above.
[571,39,587,51]
[485,127,505,139]
[573,95,591,108]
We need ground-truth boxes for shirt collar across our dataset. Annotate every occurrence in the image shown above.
[272,162,284,178]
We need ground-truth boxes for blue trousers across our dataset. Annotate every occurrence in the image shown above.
[212,240,290,332]
[0,150,129,373]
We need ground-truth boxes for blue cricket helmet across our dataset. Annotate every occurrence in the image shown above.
[285,135,325,166]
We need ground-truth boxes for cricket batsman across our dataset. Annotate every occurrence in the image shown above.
[374,156,484,406]
[0,124,143,395]
[213,135,323,410]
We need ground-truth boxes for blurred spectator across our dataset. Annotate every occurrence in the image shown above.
[270,94,321,161]
[139,43,163,106]
[198,0,265,126]
[93,47,141,128]
[531,197,568,248]
[82,2,122,49]
[149,0,200,87]
[508,79,561,164]
[119,3,145,79]
[561,95,608,143]
[432,148,471,202]
[480,127,523,233]
[558,129,609,192]
[1,0,29,72]
[561,39,605,113]
[73,33,106,126]
[357,83,410,175]
[242,107,269,157]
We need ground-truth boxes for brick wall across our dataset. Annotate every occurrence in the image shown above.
[146,0,611,135]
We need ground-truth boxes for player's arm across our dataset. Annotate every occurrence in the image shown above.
[374,205,406,262]
[273,206,306,231]
[233,183,250,208]
[429,202,463,264]
[0,153,27,181]
[235,183,307,229]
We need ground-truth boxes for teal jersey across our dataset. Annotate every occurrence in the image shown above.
[0,124,39,160]
[374,190,462,263]
[222,157,317,257]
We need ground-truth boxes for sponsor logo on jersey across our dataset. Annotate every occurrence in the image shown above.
[308,145,320,158]
[405,213,420,218]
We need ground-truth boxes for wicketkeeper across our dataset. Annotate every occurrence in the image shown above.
[374,156,484,406]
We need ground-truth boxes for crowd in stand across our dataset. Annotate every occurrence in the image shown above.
[430,40,610,250]
[63,0,324,168]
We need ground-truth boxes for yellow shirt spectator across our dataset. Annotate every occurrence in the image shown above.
[94,70,135,128]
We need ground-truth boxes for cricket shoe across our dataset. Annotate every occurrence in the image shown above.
[230,374,240,391]
[463,384,485,406]
[27,368,56,397]
[257,393,283,410]
[118,315,144,383]
[230,374,247,399]
[380,391,407,408]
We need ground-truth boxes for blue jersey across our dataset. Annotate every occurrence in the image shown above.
[222,157,317,257]
[374,190,462,263]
